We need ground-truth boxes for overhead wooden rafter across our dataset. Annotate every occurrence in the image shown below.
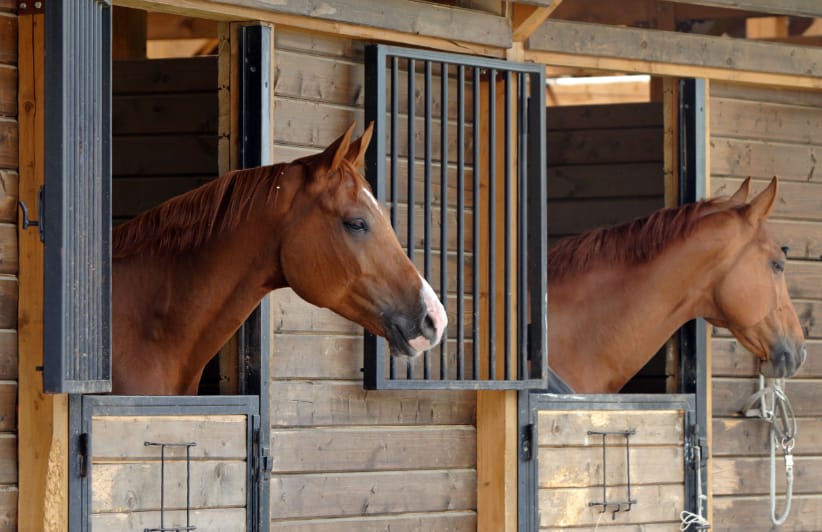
[664,0,822,18]
[512,0,564,42]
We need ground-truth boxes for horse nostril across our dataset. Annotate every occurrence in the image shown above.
[422,313,436,338]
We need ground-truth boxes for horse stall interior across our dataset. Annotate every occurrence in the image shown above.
[709,82,822,530]
[521,93,708,530]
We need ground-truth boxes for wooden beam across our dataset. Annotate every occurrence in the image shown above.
[112,6,146,60]
[527,20,822,89]
[146,12,218,39]
[17,13,69,532]
[117,0,511,53]
[512,1,563,42]
[665,0,822,18]
[746,15,789,38]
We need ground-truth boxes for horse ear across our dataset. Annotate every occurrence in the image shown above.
[346,121,374,168]
[321,122,356,174]
[746,176,779,222]
[729,177,751,203]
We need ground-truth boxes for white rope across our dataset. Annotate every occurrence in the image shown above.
[680,443,711,530]
[742,376,797,527]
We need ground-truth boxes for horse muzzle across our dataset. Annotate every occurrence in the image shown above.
[760,341,807,378]
[386,278,447,357]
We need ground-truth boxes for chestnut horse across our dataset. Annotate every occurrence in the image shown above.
[111,123,447,395]
[548,177,806,393]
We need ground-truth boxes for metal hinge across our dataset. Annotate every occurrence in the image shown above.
[520,423,534,461]
[685,422,707,469]
[18,186,44,243]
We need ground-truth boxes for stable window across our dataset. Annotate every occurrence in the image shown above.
[363,44,548,390]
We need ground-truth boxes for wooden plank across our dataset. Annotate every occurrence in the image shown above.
[713,495,822,531]
[767,220,822,261]
[537,410,685,446]
[540,524,680,532]
[712,81,822,108]
[547,102,662,130]
[121,0,511,52]
[0,278,16,330]
[91,461,246,512]
[269,512,476,532]
[269,381,475,426]
[512,2,563,42]
[0,225,17,275]
[0,435,15,484]
[548,197,665,236]
[112,135,218,176]
[548,128,663,165]
[0,383,14,432]
[538,483,684,528]
[91,415,247,459]
[538,446,684,488]
[714,417,822,456]
[112,7,146,60]
[0,67,15,117]
[113,93,218,135]
[711,177,822,222]
[269,469,476,520]
[710,138,821,181]
[270,426,476,473]
[0,487,15,532]
[113,56,218,94]
[713,378,822,416]
[91,507,246,531]
[714,456,822,496]
[0,15,15,66]
[711,98,822,144]
[0,171,18,222]
[0,330,14,380]
[785,261,822,300]
[113,176,215,218]
[0,120,17,169]
[665,0,822,18]
[146,13,219,40]
[547,163,664,199]
[713,338,822,378]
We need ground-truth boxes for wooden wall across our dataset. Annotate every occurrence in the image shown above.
[268,28,478,530]
[0,2,18,530]
[112,56,218,223]
[547,102,666,392]
[710,81,822,530]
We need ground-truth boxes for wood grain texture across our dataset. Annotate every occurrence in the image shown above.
[537,410,685,446]
[713,495,822,531]
[0,487,15,532]
[0,171,18,222]
[91,507,246,531]
[0,330,14,380]
[113,135,217,176]
[538,446,684,488]
[0,67,15,117]
[113,56,217,94]
[0,435,15,484]
[713,417,822,456]
[0,15,15,66]
[113,93,218,135]
[0,120,17,169]
[269,469,476,520]
[269,512,476,531]
[712,339,822,378]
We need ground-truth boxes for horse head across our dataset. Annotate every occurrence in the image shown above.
[705,177,806,378]
[278,122,447,357]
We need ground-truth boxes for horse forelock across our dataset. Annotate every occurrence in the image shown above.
[112,162,297,260]
[548,197,733,281]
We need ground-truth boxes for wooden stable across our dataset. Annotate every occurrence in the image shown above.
[2,1,822,531]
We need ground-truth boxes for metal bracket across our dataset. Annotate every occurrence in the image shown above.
[144,441,198,532]
[520,423,534,461]
[18,186,44,243]
[17,0,44,15]
[587,429,637,520]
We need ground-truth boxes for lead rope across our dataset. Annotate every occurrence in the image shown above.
[680,442,710,530]
[742,376,797,527]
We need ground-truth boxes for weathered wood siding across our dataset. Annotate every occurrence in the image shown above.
[0,3,18,530]
[269,29,477,530]
[89,414,248,531]
[710,81,822,530]
[112,56,218,223]
[536,407,686,529]
[547,102,666,392]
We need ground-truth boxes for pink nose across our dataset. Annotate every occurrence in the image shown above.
[407,276,448,353]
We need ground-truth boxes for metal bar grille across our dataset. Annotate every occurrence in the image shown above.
[364,45,547,390]
[43,0,112,393]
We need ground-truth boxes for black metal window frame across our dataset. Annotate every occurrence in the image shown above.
[363,44,547,390]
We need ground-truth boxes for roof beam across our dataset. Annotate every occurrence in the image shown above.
[512,0,564,42]
[664,0,822,18]
[527,19,822,88]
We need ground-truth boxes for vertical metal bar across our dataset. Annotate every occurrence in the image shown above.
[186,445,192,529]
[488,68,497,379]
[503,70,512,381]
[160,445,166,529]
[424,60,432,380]
[390,55,399,380]
[440,61,449,380]
[517,72,528,380]
[456,64,465,380]
[407,58,416,380]
[600,435,607,512]
[472,66,481,380]
[624,432,632,511]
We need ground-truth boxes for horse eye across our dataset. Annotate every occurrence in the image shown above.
[781,246,790,257]
[343,218,368,233]
[772,260,785,273]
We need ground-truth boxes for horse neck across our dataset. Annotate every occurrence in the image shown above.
[548,222,728,393]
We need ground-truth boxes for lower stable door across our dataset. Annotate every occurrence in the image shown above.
[519,394,701,531]
[70,395,264,532]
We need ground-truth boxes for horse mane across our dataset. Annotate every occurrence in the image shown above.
[112,162,294,260]
[548,197,732,281]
